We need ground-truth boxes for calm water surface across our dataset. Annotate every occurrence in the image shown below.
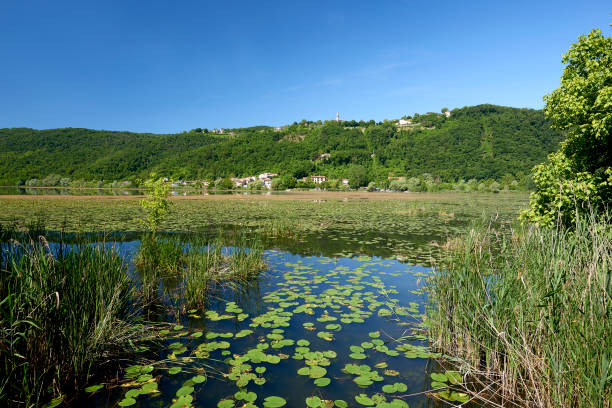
[85,241,446,408]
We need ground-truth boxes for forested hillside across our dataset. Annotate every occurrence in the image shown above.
[0,105,564,186]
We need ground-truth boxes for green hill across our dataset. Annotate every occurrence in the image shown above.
[0,104,564,186]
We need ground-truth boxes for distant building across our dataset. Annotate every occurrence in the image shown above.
[398,119,411,126]
[317,153,331,161]
[232,176,256,188]
[444,110,451,118]
[341,178,349,185]
[262,178,273,189]
[336,112,340,122]
[258,172,279,180]
[387,176,406,181]
[311,175,328,184]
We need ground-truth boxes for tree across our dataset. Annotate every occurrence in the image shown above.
[521,28,612,227]
[139,176,172,235]
[347,165,368,188]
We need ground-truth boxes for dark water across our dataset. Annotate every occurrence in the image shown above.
[82,241,452,408]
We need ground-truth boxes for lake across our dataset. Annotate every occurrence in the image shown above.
[1,192,528,407]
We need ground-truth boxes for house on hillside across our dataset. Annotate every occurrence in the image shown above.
[398,119,411,125]
[311,175,327,184]
[341,178,349,186]
[258,172,278,180]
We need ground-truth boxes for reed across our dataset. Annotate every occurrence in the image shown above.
[182,233,265,309]
[0,236,147,407]
[426,215,611,407]
[134,233,265,310]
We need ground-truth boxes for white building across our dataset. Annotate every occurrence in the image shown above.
[258,172,279,180]
[311,175,328,184]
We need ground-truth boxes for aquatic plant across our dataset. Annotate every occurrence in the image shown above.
[427,214,612,407]
[183,234,264,309]
[139,176,172,234]
[0,237,149,407]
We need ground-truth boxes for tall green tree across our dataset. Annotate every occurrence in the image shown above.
[521,28,612,227]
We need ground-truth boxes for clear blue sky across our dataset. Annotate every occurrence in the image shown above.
[1,1,610,133]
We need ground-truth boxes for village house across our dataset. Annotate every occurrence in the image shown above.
[258,172,278,180]
[444,110,451,118]
[262,178,273,189]
[388,176,406,181]
[231,176,256,188]
[341,178,349,186]
[311,175,327,184]
[398,119,411,126]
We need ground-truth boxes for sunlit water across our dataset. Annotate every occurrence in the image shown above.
[83,242,448,408]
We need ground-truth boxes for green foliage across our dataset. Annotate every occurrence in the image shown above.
[427,216,612,407]
[521,151,611,226]
[0,105,563,185]
[347,165,368,188]
[523,28,612,227]
[139,177,172,233]
[0,235,147,406]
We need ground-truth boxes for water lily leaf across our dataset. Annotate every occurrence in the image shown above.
[170,395,193,408]
[263,396,287,407]
[430,381,447,389]
[334,400,348,408]
[314,377,331,387]
[217,399,235,408]
[306,396,322,407]
[430,373,448,383]
[308,366,327,378]
[192,375,206,383]
[445,370,462,385]
[354,394,374,406]
[118,397,136,407]
[353,376,373,386]
[176,386,194,397]
[140,382,158,393]
[168,367,182,375]
[85,384,104,393]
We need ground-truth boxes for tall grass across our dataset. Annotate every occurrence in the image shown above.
[427,215,611,407]
[135,233,265,310]
[0,235,147,407]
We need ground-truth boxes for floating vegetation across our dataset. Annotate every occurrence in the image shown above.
[0,194,530,407]
[103,247,439,407]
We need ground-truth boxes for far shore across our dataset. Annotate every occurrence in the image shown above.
[0,190,527,201]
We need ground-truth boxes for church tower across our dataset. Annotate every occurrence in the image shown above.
[336,112,339,122]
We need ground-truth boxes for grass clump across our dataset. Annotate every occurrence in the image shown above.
[0,236,147,407]
[135,233,265,310]
[426,215,611,407]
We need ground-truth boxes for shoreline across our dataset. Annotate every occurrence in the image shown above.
[0,191,527,201]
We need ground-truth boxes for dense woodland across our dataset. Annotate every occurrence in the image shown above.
[0,105,564,187]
